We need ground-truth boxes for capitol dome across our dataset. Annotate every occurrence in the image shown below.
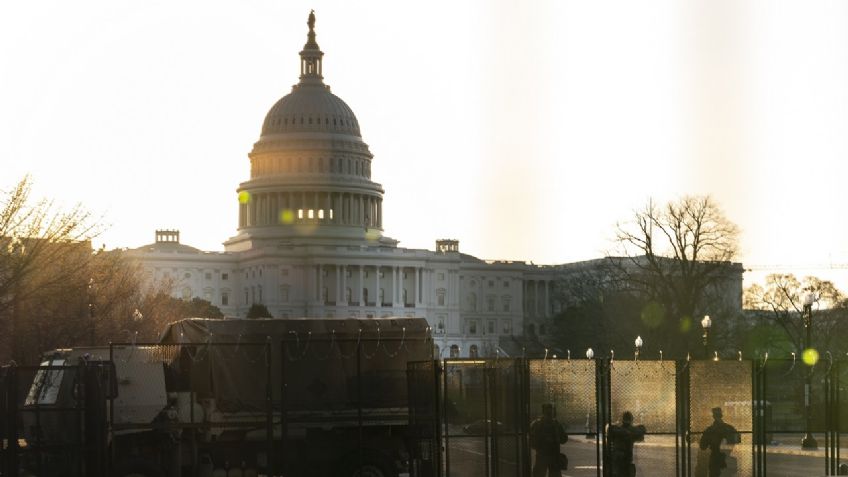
[226,11,389,251]
[260,85,361,137]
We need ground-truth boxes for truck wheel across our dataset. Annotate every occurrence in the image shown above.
[113,458,165,477]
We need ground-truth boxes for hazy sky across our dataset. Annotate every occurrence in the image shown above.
[2,1,847,288]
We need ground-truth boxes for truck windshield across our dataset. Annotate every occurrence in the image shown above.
[24,359,66,405]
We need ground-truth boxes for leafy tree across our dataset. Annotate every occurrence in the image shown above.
[744,274,847,355]
[246,303,273,319]
[609,195,741,357]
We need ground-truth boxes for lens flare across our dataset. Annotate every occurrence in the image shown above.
[679,315,692,333]
[640,301,665,328]
[238,191,251,204]
[802,348,819,366]
[279,209,295,224]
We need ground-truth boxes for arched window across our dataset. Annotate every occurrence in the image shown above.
[469,345,479,358]
[449,345,460,358]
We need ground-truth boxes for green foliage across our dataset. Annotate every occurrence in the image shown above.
[246,303,273,319]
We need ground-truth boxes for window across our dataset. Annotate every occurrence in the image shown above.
[184,273,191,279]
[469,345,479,358]
[403,289,408,304]
[437,272,445,281]
[502,320,512,334]
[503,280,509,288]
[222,273,229,281]
[437,289,446,306]
[487,296,495,312]
[280,286,290,302]
[539,324,547,335]
[203,289,213,302]
[437,315,446,331]
[502,295,511,312]
[379,288,385,304]
[488,280,494,288]
[322,287,329,302]
[221,292,229,306]
[259,268,262,277]
[181,287,192,300]
[244,289,248,305]
[468,293,477,310]
[488,320,496,334]
[469,320,478,335]
[345,288,352,303]
[379,270,385,278]
[450,345,460,358]
[205,272,212,280]
[346,270,352,278]
[363,288,369,303]
[258,285,263,303]
[281,268,289,276]
[434,345,440,359]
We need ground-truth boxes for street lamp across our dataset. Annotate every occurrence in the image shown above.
[701,315,712,359]
[634,336,643,361]
[801,291,818,450]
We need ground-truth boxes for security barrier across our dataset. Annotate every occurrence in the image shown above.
[407,357,848,477]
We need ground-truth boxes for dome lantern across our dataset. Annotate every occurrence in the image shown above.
[299,10,324,86]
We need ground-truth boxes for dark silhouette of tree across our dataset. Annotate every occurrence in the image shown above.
[246,303,273,319]
[0,176,103,363]
[610,195,741,357]
[744,274,847,355]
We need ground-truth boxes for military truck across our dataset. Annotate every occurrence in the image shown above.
[17,317,432,477]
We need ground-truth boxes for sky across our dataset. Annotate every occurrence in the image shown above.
[2,1,848,289]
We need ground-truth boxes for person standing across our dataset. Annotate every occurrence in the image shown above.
[607,411,646,477]
[699,407,739,477]
[529,403,568,477]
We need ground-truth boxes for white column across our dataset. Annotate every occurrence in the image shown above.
[414,267,420,305]
[358,266,364,305]
[376,266,381,307]
[317,264,323,302]
[341,265,347,305]
[336,265,342,304]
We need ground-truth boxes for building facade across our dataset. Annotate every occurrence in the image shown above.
[127,14,557,357]
[126,14,741,357]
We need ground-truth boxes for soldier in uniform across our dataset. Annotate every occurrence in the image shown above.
[699,407,739,477]
[607,411,646,477]
[529,403,568,477]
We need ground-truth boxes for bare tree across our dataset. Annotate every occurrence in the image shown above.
[744,274,846,354]
[610,195,741,356]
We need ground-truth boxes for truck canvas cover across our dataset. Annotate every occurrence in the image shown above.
[159,317,432,413]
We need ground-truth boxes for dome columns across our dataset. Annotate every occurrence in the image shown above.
[237,189,382,230]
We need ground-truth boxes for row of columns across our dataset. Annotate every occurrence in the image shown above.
[313,264,423,307]
[524,279,552,318]
[251,155,370,178]
[239,191,381,228]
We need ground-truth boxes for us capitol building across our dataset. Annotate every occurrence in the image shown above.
[126,14,737,358]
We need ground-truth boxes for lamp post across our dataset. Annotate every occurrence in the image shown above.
[801,291,818,450]
[634,336,643,361]
[701,315,712,359]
